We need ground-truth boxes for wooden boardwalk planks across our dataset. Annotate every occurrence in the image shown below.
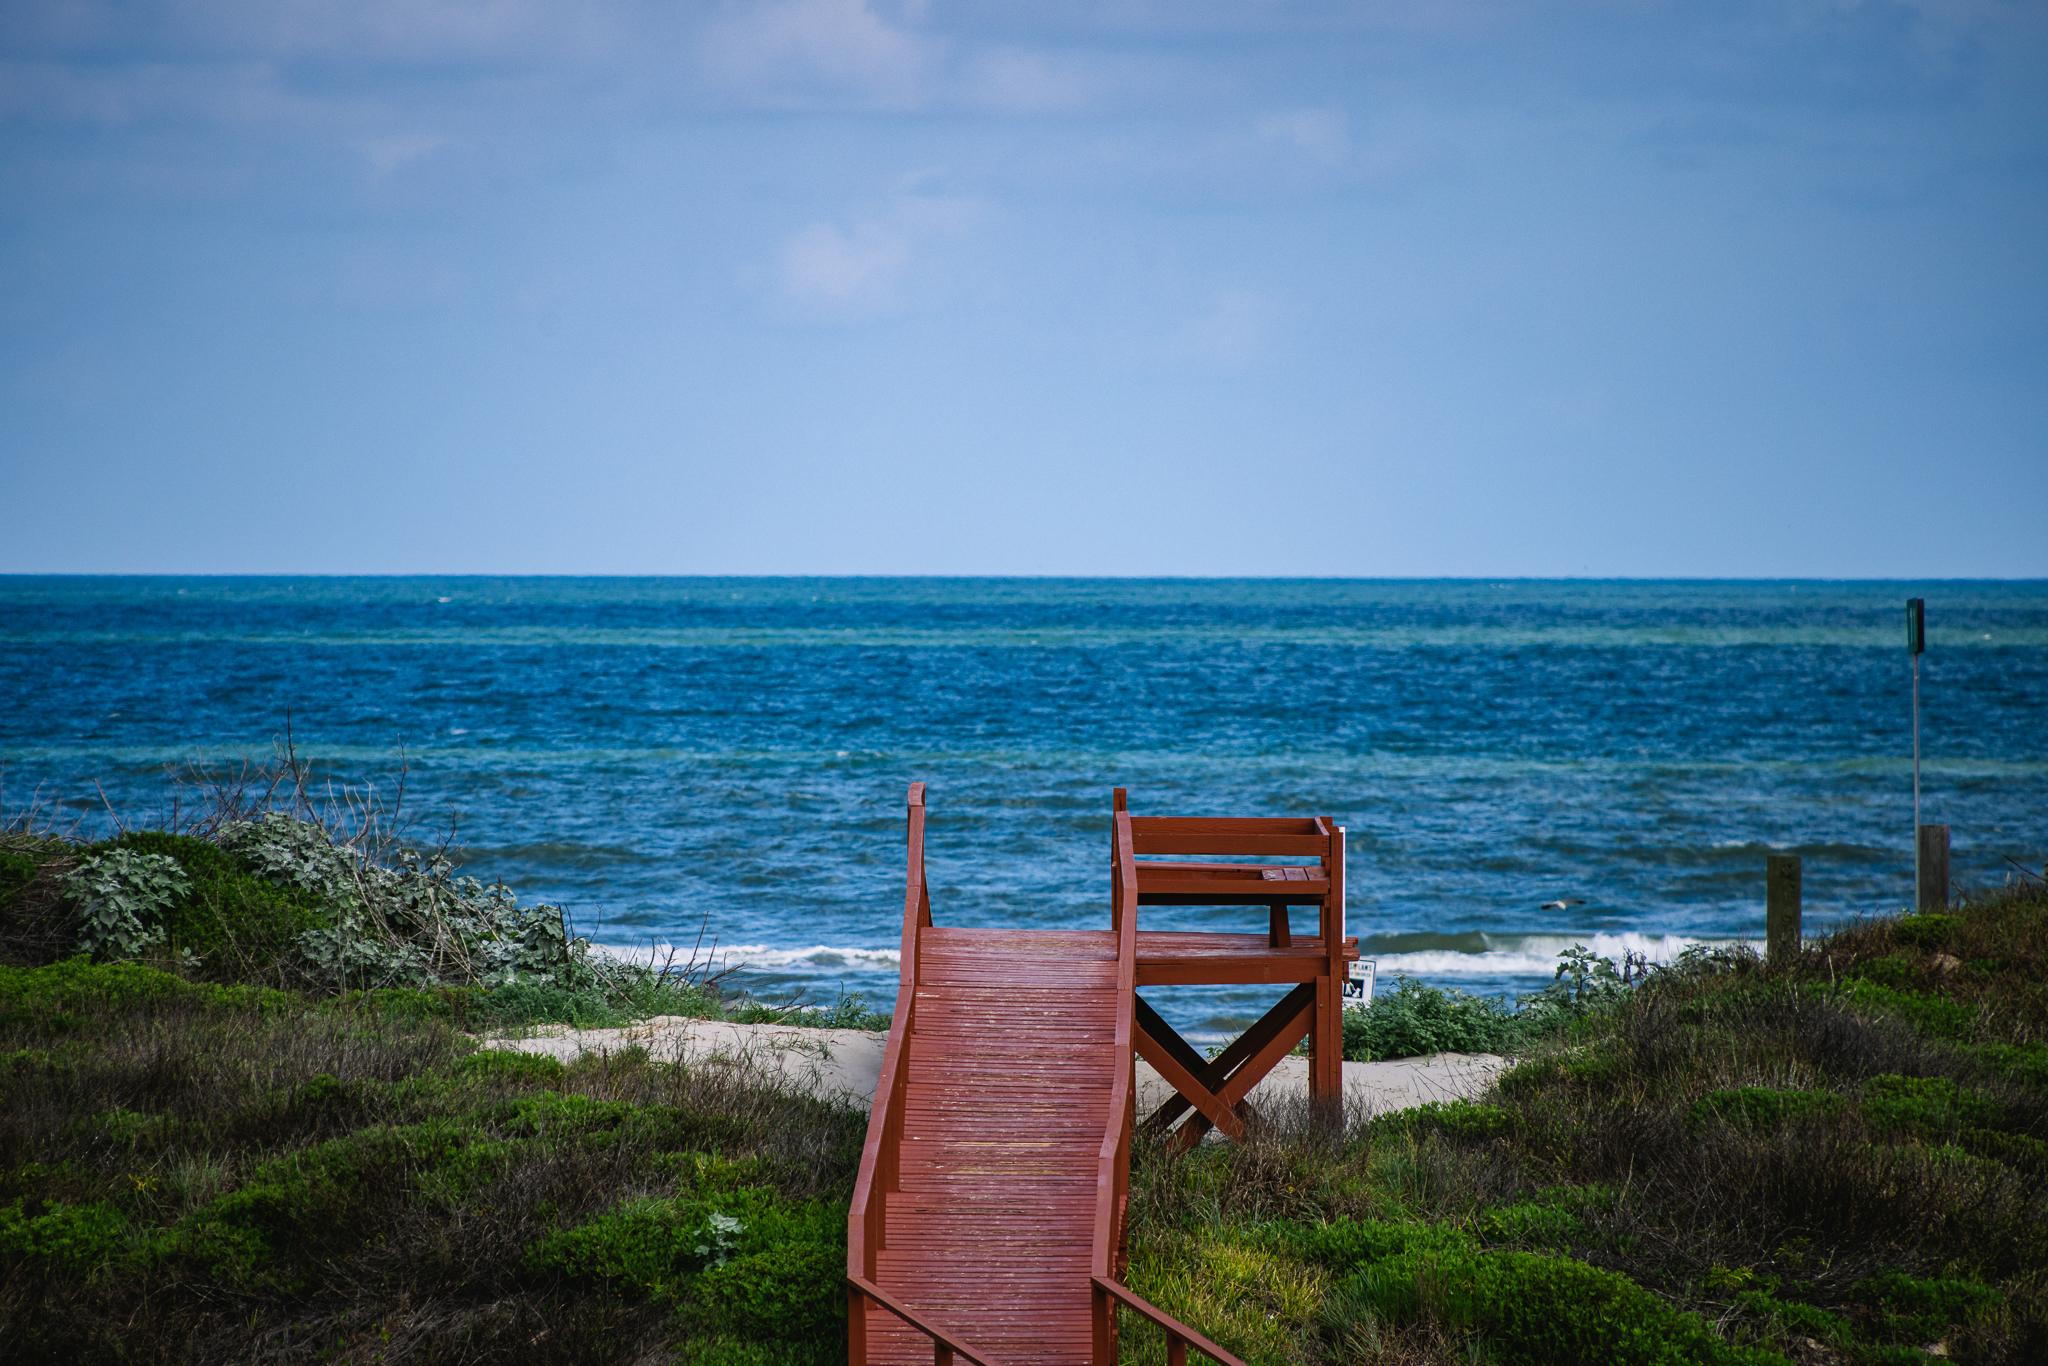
[848,787,1259,1366]
[859,926,1122,1365]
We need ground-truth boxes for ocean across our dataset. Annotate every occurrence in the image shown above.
[2,577,2043,1042]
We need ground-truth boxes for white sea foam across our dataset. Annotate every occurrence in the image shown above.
[717,943,903,970]
[594,930,1749,981]
[1373,932,1756,979]
[591,941,902,972]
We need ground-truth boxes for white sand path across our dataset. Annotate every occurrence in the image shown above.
[479,1015,1507,1118]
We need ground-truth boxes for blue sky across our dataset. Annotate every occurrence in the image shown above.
[1,1,2043,576]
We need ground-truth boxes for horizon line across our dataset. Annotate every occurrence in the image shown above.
[3,572,2046,585]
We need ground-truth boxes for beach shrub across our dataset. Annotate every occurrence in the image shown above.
[1689,1087,1846,1134]
[1961,1127,2048,1173]
[1518,944,1635,1026]
[217,813,362,904]
[1861,1074,2002,1140]
[1495,1056,1564,1097]
[461,975,721,1030]
[727,993,892,1032]
[0,1046,73,1081]
[695,1242,842,1334]
[0,850,38,912]
[0,957,290,1031]
[82,1105,173,1154]
[16,814,878,1031]
[1853,1272,2000,1343]
[0,940,870,1364]
[1472,1188,1600,1249]
[531,1184,844,1339]
[61,849,187,961]
[1968,1042,2048,1090]
[1473,1203,1580,1250]
[1347,1230,1787,1365]
[1836,980,1977,1041]
[1342,976,1523,1061]
[456,1049,567,1087]
[530,1195,708,1298]
[109,830,327,969]
[1894,914,1961,950]
[169,1124,437,1288]
[0,1197,131,1277]
[1849,954,1917,990]
[1729,1289,1853,1349]
[217,811,620,995]
[1383,1099,1519,1142]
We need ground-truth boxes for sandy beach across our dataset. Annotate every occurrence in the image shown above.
[480,1015,1510,1118]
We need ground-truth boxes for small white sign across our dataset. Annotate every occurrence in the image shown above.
[1341,958,1376,1009]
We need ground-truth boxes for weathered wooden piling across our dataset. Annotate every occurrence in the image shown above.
[1917,824,1950,912]
[1767,854,1802,967]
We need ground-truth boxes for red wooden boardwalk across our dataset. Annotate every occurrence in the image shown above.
[848,786,1274,1365]
[862,927,1120,1364]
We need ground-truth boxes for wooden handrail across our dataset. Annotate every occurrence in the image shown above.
[854,784,1252,1365]
[1094,789,1259,1365]
[1091,806,1142,1363]
[847,1274,1015,1366]
[847,784,930,1358]
[1092,1276,1250,1366]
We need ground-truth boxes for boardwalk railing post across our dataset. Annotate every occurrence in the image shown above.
[1918,824,1950,912]
[1766,855,1801,968]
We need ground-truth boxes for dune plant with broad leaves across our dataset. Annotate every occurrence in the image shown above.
[61,848,189,962]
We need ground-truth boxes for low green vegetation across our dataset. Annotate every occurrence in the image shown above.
[0,812,886,1032]
[0,954,861,1363]
[1122,878,2048,1364]
[1342,975,1528,1060]
[1342,942,1747,1063]
[7,798,2046,1363]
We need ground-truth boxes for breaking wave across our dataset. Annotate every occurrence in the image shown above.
[593,941,902,972]
[593,931,1753,982]
[1364,930,1755,978]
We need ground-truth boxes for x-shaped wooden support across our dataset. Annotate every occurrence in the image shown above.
[1133,983,1315,1151]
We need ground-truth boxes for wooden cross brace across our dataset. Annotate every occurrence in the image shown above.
[1133,983,1315,1151]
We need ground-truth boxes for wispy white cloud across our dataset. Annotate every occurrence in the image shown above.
[778,220,911,308]
[695,1,1128,113]
[699,0,938,107]
[775,191,980,312]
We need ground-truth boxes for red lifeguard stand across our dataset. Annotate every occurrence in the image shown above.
[1113,787,1355,1148]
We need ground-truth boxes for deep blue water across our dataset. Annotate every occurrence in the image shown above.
[2,577,2043,1041]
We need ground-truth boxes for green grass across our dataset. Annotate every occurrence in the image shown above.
[7,811,2047,1363]
[1123,880,2048,1364]
[0,817,888,1362]
[0,957,862,1363]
